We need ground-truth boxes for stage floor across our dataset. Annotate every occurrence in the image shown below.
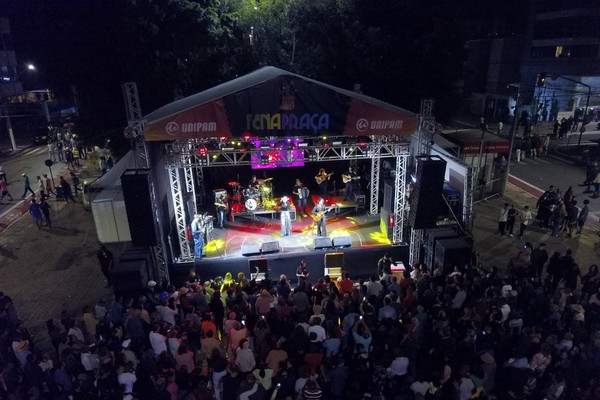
[204,196,388,259]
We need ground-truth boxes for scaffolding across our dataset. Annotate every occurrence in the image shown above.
[122,82,169,283]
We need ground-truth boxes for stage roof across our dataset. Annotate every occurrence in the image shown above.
[144,66,419,141]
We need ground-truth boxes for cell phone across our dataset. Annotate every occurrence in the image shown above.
[277,383,281,389]
[359,315,363,320]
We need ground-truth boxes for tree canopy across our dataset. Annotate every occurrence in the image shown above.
[4,0,475,150]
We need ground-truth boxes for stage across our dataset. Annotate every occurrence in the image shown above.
[171,196,409,284]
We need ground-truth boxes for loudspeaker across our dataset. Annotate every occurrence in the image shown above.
[325,252,345,269]
[111,259,148,298]
[424,228,459,270]
[434,237,472,274]
[332,236,352,248]
[314,237,332,250]
[409,157,446,229]
[119,248,155,282]
[249,258,269,274]
[261,241,280,254]
[121,169,156,247]
[241,244,261,256]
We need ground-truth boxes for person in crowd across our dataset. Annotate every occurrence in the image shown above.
[3,238,600,400]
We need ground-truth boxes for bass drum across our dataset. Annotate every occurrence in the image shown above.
[245,198,258,211]
[243,188,258,198]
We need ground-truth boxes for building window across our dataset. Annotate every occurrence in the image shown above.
[555,46,563,58]
[530,44,597,59]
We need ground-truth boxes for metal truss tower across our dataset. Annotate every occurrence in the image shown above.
[122,82,169,283]
[409,99,435,267]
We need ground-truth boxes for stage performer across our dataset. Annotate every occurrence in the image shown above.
[314,168,332,201]
[279,196,292,237]
[312,197,329,237]
[342,167,358,201]
[191,214,205,260]
[248,175,259,189]
[215,193,228,229]
[292,179,309,217]
[296,260,309,286]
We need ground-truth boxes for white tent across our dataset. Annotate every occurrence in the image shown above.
[90,150,138,243]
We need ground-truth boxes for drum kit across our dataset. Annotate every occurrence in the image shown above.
[228,178,274,212]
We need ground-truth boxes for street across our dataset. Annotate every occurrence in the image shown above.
[508,131,600,230]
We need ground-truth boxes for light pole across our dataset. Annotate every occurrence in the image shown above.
[501,83,520,197]
[550,74,591,146]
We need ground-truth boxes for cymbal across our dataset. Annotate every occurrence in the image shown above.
[262,177,273,182]
[228,181,240,186]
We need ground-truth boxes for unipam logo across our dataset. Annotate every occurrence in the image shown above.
[166,122,180,136]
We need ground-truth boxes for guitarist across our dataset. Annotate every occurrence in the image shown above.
[342,167,358,201]
[215,193,228,229]
[315,168,332,201]
[312,197,329,237]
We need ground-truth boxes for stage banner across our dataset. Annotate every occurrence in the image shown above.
[143,68,419,141]
[223,76,349,137]
[344,98,420,137]
[144,99,231,141]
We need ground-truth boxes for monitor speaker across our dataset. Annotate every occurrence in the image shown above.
[409,156,446,229]
[313,238,332,250]
[332,236,352,248]
[261,241,280,254]
[241,244,261,256]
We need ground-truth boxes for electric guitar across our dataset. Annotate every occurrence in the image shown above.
[342,174,361,184]
[311,206,334,222]
[315,172,334,184]
[214,202,229,211]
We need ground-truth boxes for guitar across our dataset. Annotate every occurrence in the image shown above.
[342,174,361,184]
[311,206,334,222]
[315,172,334,184]
[214,202,229,211]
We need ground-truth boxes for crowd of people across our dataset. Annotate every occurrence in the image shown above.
[2,244,600,400]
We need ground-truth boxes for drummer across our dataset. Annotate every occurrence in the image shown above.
[248,175,259,189]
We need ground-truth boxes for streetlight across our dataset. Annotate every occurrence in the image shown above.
[550,74,591,146]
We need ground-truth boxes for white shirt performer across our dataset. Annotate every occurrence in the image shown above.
[279,196,292,237]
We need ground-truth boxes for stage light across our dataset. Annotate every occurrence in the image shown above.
[411,174,417,183]
[298,142,308,148]
[332,140,342,145]
[261,155,269,165]
[198,146,207,156]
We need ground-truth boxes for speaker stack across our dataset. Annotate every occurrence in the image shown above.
[409,156,447,229]
[121,169,156,247]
